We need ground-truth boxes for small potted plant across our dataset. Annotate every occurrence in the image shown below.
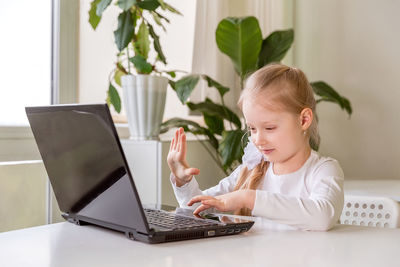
[89,0,180,140]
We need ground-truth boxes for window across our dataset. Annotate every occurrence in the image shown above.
[0,1,51,126]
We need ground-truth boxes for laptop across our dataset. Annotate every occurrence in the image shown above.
[25,104,254,243]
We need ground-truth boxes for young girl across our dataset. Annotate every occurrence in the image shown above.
[167,63,344,231]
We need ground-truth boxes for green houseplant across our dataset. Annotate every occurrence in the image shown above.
[161,16,352,175]
[89,0,180,140]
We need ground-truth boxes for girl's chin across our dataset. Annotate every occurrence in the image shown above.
[262,150,278,162]
[263,154,270,161]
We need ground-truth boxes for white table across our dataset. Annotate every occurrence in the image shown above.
[1,222,399,267]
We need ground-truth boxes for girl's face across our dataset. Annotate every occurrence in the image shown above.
[242,95,309,164]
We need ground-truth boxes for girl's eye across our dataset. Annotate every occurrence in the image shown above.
[247,127,256,132]
[266,127,275,131]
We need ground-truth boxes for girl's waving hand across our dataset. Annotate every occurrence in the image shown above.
[167,127,200,187]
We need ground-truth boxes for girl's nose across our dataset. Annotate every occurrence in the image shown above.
[253,133,266,147]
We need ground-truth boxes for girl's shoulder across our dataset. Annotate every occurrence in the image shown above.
[307,150,344,179]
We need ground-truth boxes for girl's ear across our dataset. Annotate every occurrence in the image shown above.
[300,108,313,130]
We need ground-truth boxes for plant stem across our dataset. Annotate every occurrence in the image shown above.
[126,47,131,74]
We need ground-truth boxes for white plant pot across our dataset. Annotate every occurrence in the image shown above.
[121,74,168,140]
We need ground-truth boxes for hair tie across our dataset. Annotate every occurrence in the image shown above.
[242,137,268,170]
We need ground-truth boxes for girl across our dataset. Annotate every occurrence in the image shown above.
[167,63,344,231]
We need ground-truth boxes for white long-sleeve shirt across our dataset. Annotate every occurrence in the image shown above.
[171,150,344,231]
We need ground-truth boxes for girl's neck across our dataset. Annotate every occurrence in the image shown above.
[272,146,312,175]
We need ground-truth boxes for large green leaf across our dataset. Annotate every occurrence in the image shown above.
[160,118,219,149]
[311,81,352,116]
[135,20,150,59]
[186,100,242,128]
[258,29,294,68]
[114,11,135,52]
[201,75,229,98]
[117,0,137,10]
[129,55,153,74]
[107,83,121,113]
[203,112,224,135]
[174,75,200,104]
[137,0,160,11]
[89,0,102,30]
[202,98,224,135]
[148,24,167,64]
[216,16,262,79]
[219,130,245,171]
[96,0,112,16]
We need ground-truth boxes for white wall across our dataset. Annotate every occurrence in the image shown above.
[294,1,400,180]
[79,0,196,119]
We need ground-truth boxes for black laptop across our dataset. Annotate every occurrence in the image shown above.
[25,104,254,243]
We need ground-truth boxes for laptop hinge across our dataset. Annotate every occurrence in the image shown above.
[62,213,86,226]
[61,212,69,221]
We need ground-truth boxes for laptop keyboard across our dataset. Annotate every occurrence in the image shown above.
[144,208,220,230]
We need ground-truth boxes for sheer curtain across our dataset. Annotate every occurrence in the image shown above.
[190,0,294,114]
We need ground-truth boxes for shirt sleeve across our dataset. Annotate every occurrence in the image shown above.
[251,159,344,231]
[170,165,243,208]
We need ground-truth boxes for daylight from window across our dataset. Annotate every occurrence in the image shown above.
[0,1,51,125]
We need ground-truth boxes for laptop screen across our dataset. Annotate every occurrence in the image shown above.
[26,104,149,233]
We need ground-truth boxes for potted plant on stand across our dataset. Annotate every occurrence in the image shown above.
[88,0,180,140]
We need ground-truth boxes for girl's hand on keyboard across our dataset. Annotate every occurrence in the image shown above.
[187,190,256,215]
[167,127,200,187]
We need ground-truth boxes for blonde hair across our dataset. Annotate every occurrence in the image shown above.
[234,63,319,215]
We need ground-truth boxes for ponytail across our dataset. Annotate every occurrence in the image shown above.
[234,160,269,215]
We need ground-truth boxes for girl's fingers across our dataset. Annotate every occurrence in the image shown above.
[180,131,187,156]
[193,204,212,215]
[177,130,182,153]
[187,195,213,206]
[169,138,174,152]
[184,168,200,176]
[173,129,179,151]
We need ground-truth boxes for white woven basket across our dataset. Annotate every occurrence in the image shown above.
[340,195,400,228]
